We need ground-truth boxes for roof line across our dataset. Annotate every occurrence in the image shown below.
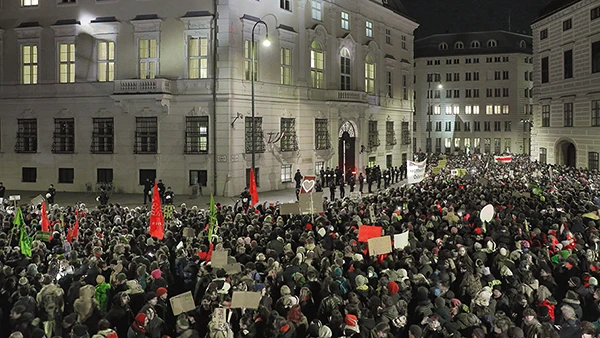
[532,0,583,24]
[415,29,533,41]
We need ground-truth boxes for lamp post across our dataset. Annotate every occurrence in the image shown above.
[251,20,271,177]
[427,81,442,154]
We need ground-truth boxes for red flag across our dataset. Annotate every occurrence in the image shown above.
[249,168,259,206]
[40,201,50,232]
[149,182,165,240]
[358,225,383,242]
[66,211,79,243]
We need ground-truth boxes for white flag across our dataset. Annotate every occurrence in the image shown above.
[407,160,427,184]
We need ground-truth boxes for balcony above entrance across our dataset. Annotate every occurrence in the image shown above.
[111,79,172,114]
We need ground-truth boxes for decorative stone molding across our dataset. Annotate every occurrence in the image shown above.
[90,18,120,35]
[307,24,328,48]
[15,25,43,40]
[337,33,356,56]
[277,25,298,44]
[50,22,80,37]
[130,18,163,33]
[181,13,213,31]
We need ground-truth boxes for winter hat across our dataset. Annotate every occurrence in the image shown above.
[591,277,599,286]
[345,314,358,327]
[96,275,106,285]
[523,308,536,317]
[507,327,525,338]
[564,290,580,305]
[472,328,485,338]
[117,273,127,281]
[145,292,157,302]
[280,285,291,296]
[72,324,88,338]
[561,305,577,320]
[156,287,168,298]
[151,269,162,279]
[31,329,45,338]
[355,275,368,287]
[176,315,190,330]
[409,325,422,338]
[333,267,343,278]
[387,281,399,294]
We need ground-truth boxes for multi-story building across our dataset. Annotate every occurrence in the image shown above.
[414,31,533,156]
[0,0,417,196]
[531,0,600,168]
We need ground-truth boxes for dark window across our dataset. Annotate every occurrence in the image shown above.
[494,121,501,132]
[52,118,75,154]
[245,117,265,154]
[189,170,207,186]
[368,121,380,149]
[563,18,572,31]
[484,121,490,132]
[474,89,479,97]
[474,121,480,132]
[245,168,260,188]
[542,105,550,127]
[540,148,547,164]
[540,29,548,40]
[22,167,36,183]
[454,121,461,131]
[503,70,509,80]
[435,138,441,153]
[315,119,330,150]
[426,121,431,132]
[445,121,451,132]
[134,117,158,154]
[425,138,431,153]
[97,168,113,183]
[185,116,208,154]
[139,169,156,185]
[504,121,511,131]
[16,119,37,153]
[280,118,298,152]
[91,118,114,154]
[386,121,396,146]
[464,121,470,131]
[564,103,573,127]
[58,168,74,184]
[503,88,509,97]
[435,121,442,131]
[541,57,549,83]
[564,50,573,79]
[593,100,600,126]
[592,6,600,20]
[592,41,600,74]
[280,0,290,10]
[590,152,600,171]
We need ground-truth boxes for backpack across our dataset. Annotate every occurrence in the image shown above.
[336,279,349,295]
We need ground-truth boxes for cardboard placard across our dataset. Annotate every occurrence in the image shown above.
[299,192,323,214]
[35,231,51,242]
[169,291,196,316]
[213,308,227,326]
[183,227,195,238]
[478,178,489,186]
[368,236,392,256]
[223,263,243,275]
[358,225,383,242]
[9,195,20,201]
[30,195,44,206]
[349,192,360,201]
[230,291,262,309]
[394,231,410,250]
[279,203,299,215]
[211,251,228,268]
[369,205,376,224]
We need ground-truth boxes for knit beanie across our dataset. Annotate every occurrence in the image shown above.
[156,287,168,298]
[387,281,399,294]
[345,314,358,327]
[151,269,162,279]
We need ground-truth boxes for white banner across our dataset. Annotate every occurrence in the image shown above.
[407,160,427,184]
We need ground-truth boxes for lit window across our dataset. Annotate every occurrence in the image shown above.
[542,105,550,127]
[502,105,509,115]
[486,105,493,115]
[341,11,349,30]
[139,39,158,79]
[311,0,322,21]
[188,37,208,79]
[365,55,375,95]
[281,165,292,183]
[366,21,373,38]
[244,40,258,81]
[185,116,209,154]
[98,41,115,82]
[340,48,351,90]
[21,0,38,6]
[473,105,480,114]
[311,41,324,88]
[21,45,38,85]
[453,106,459,115]
[59,43,75,83]
[280,47,292,85]
[494,105,502,115]
[434,106,441,115]
[465,106,472,115]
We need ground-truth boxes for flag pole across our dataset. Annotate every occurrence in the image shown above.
[7,199,17,247]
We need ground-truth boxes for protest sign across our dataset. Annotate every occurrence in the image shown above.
[211,251,228,268]
[30,195,44,206]
[223,263,243,275]
[279,203,299,215]
[231,291,262,309]
[368,236,392,256]
[300,176,316,194]
[170,291,196,316]
[183,227,195,238]
[299,192,323,214]
[213,308,227,326]
[394,231,410,250]
[480,204,495,223]
[407,160,427,184]
[358,225,382,242]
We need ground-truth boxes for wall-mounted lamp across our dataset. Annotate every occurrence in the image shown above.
[231,112,244,128]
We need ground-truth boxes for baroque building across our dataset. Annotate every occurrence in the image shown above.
[0,0,417,196]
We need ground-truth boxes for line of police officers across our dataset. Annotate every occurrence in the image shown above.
[310,164,407,201]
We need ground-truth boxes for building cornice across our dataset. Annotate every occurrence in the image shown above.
[532,0,591,28]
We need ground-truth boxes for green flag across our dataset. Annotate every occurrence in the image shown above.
[208,194,218,243]
[14,207,32,257]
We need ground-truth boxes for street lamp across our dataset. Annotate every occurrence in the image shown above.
[427,81,443,154]
[251,20,270,177]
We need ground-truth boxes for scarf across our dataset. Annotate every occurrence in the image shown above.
[134,313,147,333]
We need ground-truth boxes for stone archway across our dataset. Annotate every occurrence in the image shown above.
[338,121,357,176]
[555,138,577,167]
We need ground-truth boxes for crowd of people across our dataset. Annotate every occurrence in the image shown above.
[2,154,600,338]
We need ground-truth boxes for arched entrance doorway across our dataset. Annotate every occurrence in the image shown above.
[556,139,577,167]
[338,121,356,176]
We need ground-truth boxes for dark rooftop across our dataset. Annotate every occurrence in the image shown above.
[415,30,532,58]
[534,0,581,23]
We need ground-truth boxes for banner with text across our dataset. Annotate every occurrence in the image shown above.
[407,160,427,184]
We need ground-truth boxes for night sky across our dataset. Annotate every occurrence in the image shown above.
[402,0,549,39]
